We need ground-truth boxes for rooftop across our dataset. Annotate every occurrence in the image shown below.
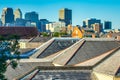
[4,38,120,80]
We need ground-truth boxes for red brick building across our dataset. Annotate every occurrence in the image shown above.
[0,27,38,39]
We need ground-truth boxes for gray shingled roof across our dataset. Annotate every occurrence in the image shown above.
[5,60,53,80]
[30,38,54,58]
[5,38,120,80]
[29,36,52,42]
[52,39,85,66]
[74,47,118,67]
[37,38,79,58]
[93,47,120,76]
[67,40,120,65]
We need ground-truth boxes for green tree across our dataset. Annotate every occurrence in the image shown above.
[41,32,49,37]
[53,32,60,37]
[0,35,20,80]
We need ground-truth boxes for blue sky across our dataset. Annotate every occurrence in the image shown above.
[0,0,120,29]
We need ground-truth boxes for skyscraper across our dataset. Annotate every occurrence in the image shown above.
[83,18,101,28]
[39,19,49,32]
[1,8,14,25]
[59,8,72,26]
[25,11,39,22]
[92,23,103,33]
[14,8,22,21]
[104,21,112,29]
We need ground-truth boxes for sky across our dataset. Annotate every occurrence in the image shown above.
[0,0,120,29]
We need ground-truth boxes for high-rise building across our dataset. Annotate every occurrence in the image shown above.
[25,11,39,22]
[59,8,72,26]
[14,8,22,21]
[15,18,26,26]
[38,19,49,32]
[104,21,112,29]
[1,8,14,26]
[83,18,101,28]
[92,23,103,33]
[0,20,2,26]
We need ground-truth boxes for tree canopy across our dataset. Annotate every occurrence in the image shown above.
[0,35,20,80]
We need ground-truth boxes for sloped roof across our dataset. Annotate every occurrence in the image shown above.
[30,38,55,58]
[29,36,52,42]
[52,39,85,66]
[5,38,120,80]
[93,47,120,76]
[67,40,120,65]
[37,38,79,58]
[102,32,120,38]
[5,59,53,80]
[0,27,38,38]
[74,47,118,67]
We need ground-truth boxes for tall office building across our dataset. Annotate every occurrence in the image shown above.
[83,18,101,28]
[14,8,22,21]
[59,8,72,26]
[38,19,49,32]
[92,23,103,33]
[25,11,39,22]
[104,21,112,29]
[1,8,14,25]
[0,19,2,26]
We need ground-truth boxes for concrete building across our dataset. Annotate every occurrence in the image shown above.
[92,23,103,33]
[1,8,14,26]
[38,19,49,32]
[104,21,112,29]
[59,8,72,26]
[14,8,22,21]
[46,22,66,32]
[25,11,39,23]
[83,18,101,28]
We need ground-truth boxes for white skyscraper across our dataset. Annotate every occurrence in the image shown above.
[14,8,22,21]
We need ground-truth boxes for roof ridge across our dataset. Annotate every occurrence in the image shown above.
[93,46,120,76]
[74,47,119,67]
[52,39,85,66]
[93,46,120,68]
[30,38,54,58]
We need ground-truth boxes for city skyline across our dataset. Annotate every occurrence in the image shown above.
[0,0,120,29]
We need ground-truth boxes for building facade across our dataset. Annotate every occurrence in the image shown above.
[0,20,2,26]
[46,22,66,32]
[38,19,49,32]
[104,21,112,29]
[14,8,22,21]
[15,18,26,26]
[83,18,101,28]
[25,11,39,23]
[1,8,14,26]
[59,8,72,26]
[92,23,103,33]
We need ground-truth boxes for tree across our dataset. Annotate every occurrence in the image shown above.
[53,32,60,37]
[41,32,49,37]
[0,35,20,80]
